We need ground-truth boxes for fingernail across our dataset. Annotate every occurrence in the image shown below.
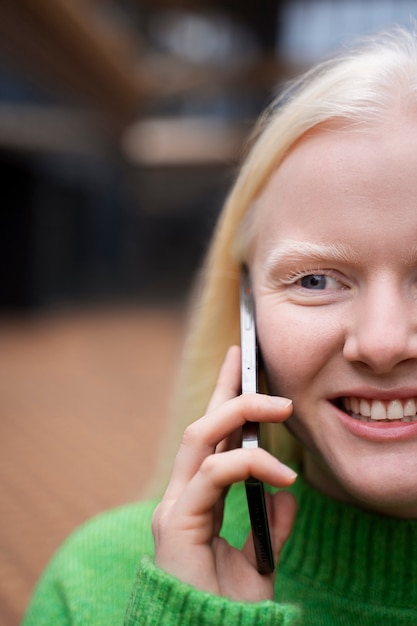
[281,465,298,480]
[269,396,293,409]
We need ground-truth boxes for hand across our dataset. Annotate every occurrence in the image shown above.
[152,345,297,602]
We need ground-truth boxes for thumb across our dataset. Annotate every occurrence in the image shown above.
[269,490,297,566]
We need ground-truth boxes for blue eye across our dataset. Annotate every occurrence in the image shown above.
[299,274,331,290]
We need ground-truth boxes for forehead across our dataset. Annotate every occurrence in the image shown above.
[252,119,417,265]
[261,120,416,202]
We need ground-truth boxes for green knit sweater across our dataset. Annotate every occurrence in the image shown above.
[22,475,417,625]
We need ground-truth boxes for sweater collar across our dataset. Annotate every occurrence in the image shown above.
[283,474,417,608]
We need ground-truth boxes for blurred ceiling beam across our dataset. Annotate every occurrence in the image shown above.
[0,1,290,112]
[0,0,294,156]
[0,0,144,126]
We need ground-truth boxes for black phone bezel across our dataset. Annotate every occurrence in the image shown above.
[240,266,274,574]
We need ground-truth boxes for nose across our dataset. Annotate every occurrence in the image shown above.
[343,279,417,374]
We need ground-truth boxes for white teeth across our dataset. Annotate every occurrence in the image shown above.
[386,400,403,420]
[351,397,360,414]
[404,399,416,416]
[359,399,371,417]
[370,400,386,421]
[343,396,417,422]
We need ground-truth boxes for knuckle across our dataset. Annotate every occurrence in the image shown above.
[181,421,202,448]
[181,418,203,448]
[152,504,170,537]
[199,453,218,477]
[151,510,161,539]
[151,504,163,531]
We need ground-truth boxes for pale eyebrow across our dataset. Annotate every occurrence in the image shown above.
[263,240,360,274]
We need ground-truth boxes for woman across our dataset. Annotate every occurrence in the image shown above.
[23,26,417,625]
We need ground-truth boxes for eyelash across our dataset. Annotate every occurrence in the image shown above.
[279,268,339,286]
[280,268,346,291]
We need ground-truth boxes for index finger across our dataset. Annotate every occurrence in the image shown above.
[205,345,242,413]
[162,346,242,500]
[164,394,292,500]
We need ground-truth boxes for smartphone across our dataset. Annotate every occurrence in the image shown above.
[240,265,274,574]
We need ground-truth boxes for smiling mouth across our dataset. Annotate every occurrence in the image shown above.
[339,397,417,422]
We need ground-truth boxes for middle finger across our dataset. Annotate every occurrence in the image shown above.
[164,393,292,500]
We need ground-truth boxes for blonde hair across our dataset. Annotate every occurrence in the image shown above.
[158,25,417,481]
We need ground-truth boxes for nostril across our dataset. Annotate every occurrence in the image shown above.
[343,312,414,373]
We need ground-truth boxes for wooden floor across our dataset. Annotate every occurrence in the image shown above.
[0,305,185,625]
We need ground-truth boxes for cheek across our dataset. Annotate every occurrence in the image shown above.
[256,303,343,397]
[259,331,317,398]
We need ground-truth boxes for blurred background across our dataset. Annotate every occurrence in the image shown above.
[1,1,417,623]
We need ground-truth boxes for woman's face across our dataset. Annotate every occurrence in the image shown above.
[251,119,417,517]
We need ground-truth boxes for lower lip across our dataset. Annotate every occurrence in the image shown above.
[337,407,417,442]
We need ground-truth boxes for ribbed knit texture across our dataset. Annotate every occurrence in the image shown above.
[22,476,417,625]
[276,478,417,624]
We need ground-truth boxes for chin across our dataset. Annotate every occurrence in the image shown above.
[335,464,417,518]
[305,451,417,518]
